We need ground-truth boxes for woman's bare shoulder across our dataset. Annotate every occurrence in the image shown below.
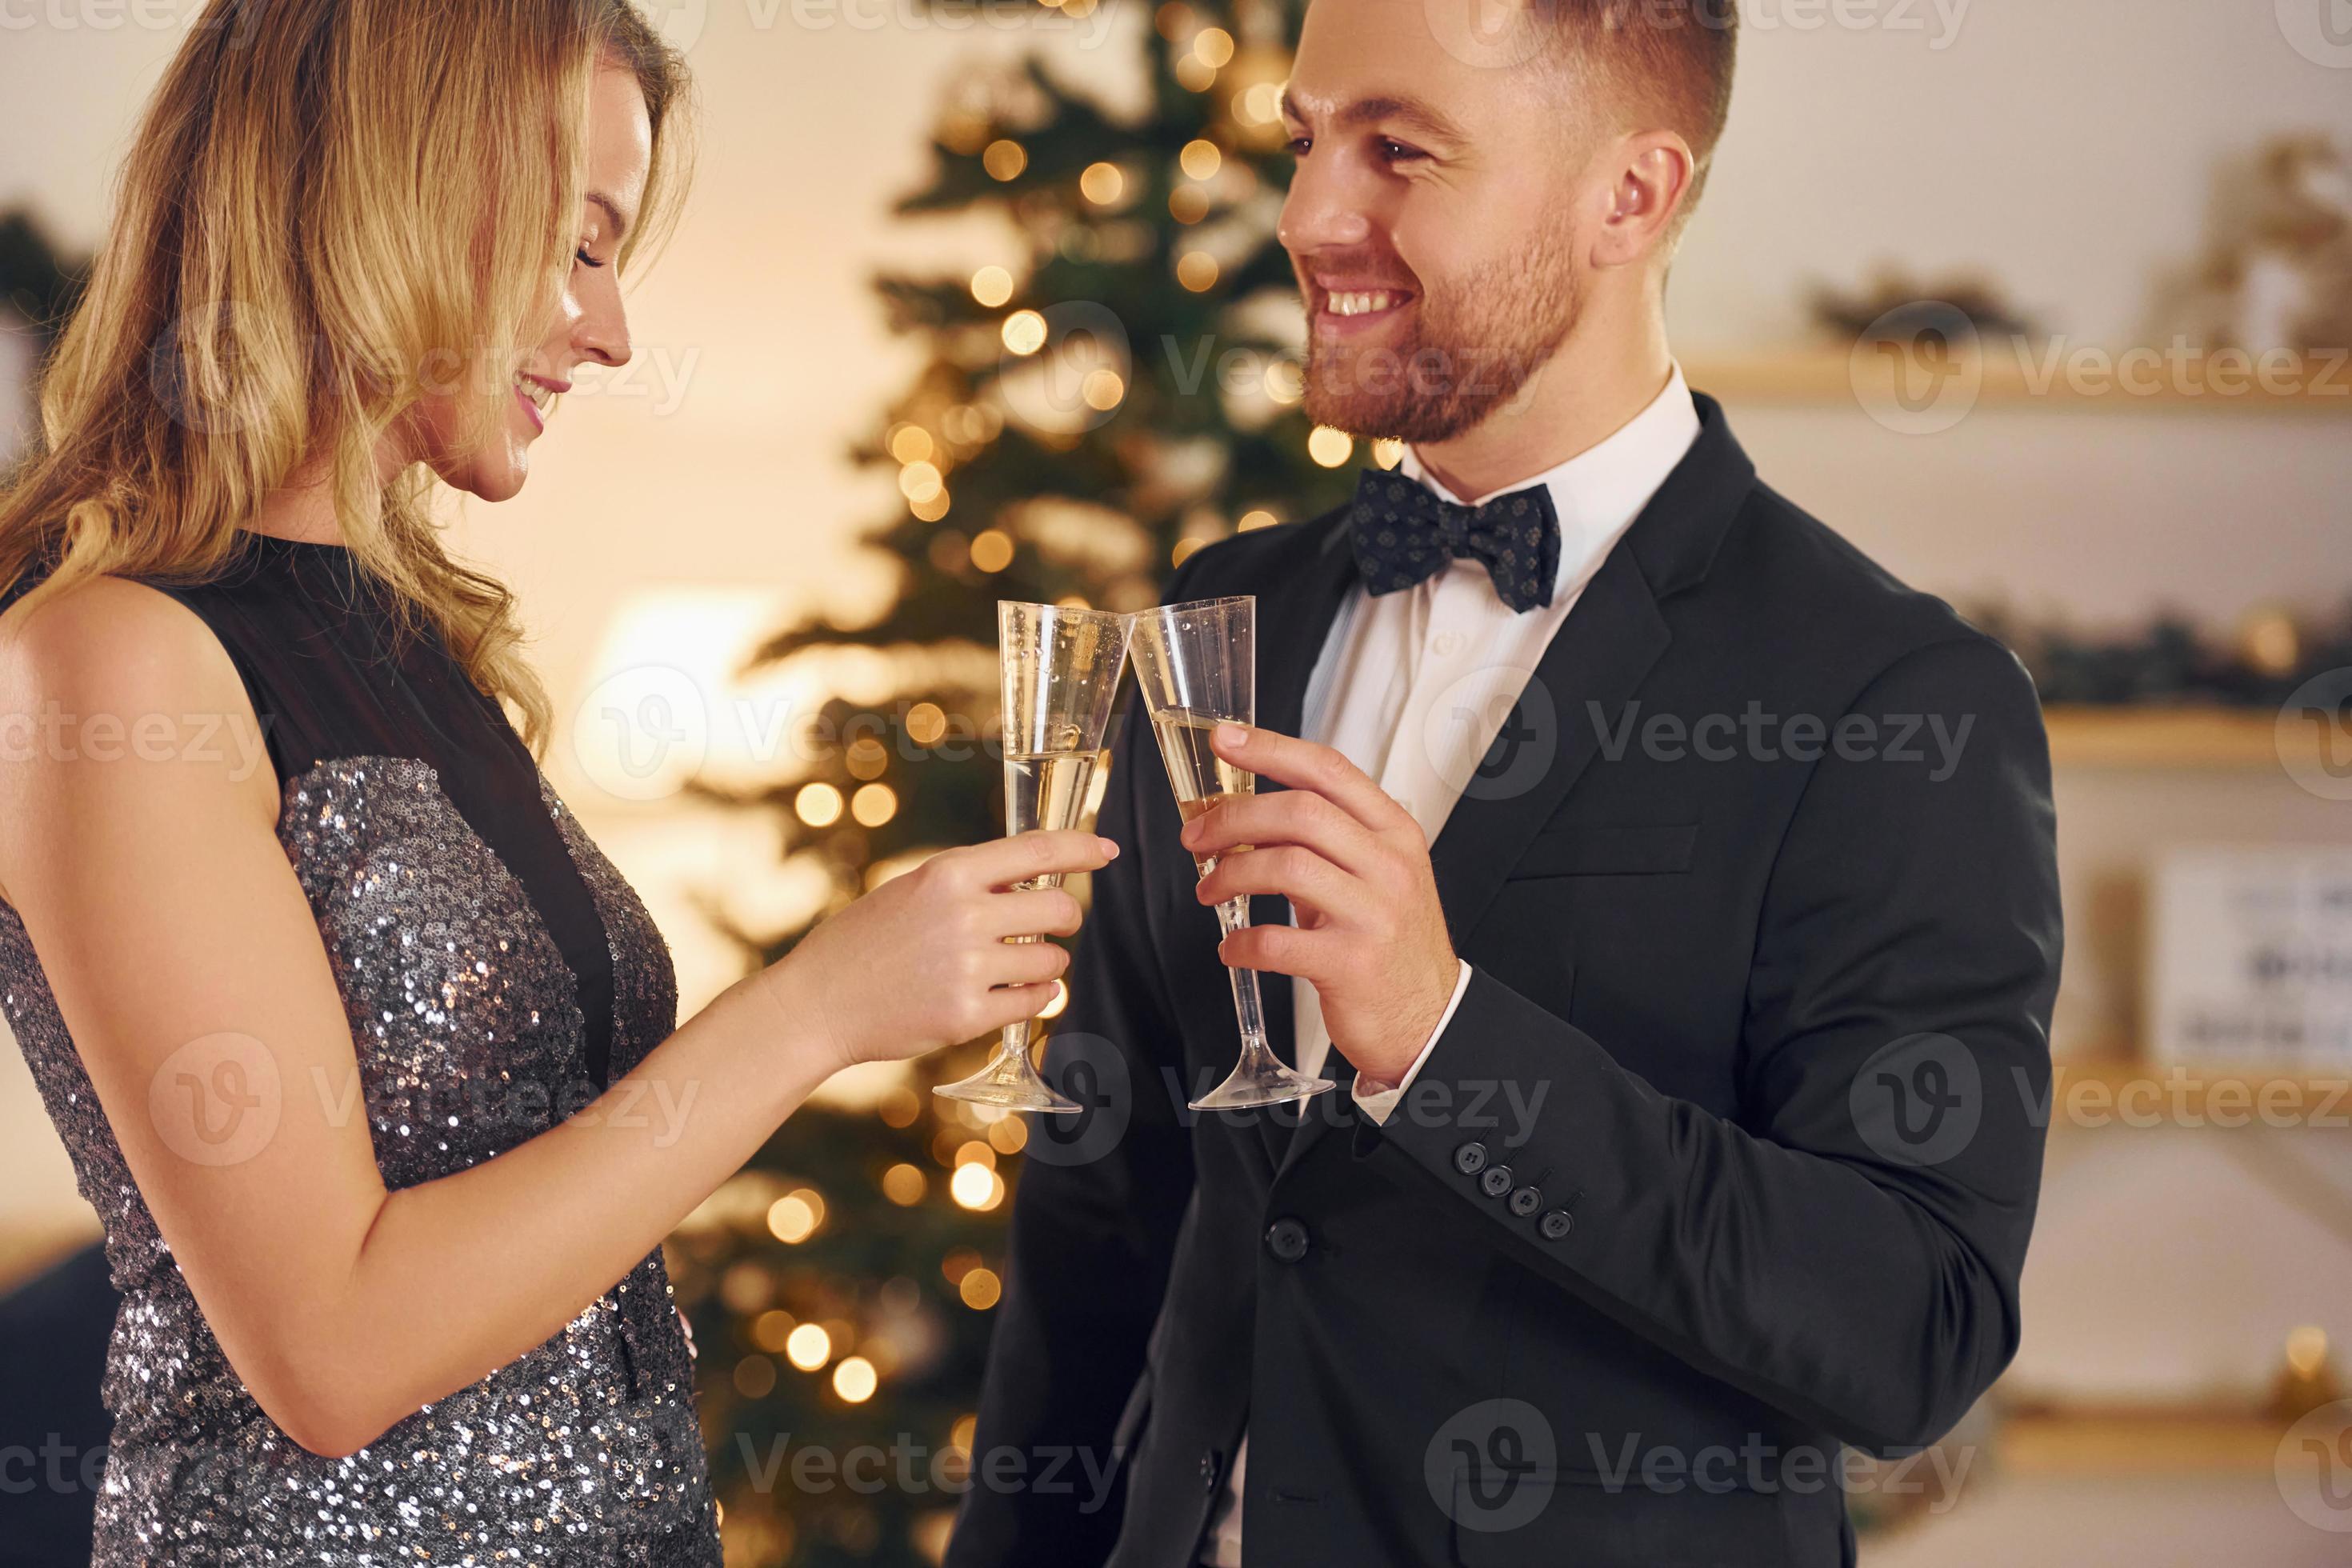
[0,574,278,894]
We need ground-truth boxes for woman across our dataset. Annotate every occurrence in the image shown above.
[0,2,1106,1562]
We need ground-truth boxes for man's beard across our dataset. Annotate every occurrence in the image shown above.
[1300,244,1581,443]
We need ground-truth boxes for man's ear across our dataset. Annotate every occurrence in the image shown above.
[1590,130,1696,269]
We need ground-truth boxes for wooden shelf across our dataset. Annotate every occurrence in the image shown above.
[2000,1411,2286,1474]
[2042,705,2302,770]
[2046,1062,2352,1130]
[1688,347,2351,414]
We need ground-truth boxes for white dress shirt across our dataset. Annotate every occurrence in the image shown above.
[1200,365,1702,1568]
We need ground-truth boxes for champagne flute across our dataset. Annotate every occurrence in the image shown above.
[934,601,1131,1114]
[1127,596,1337,1110]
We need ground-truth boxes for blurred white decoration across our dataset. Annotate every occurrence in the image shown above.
[0,306,36,468]
[2153,133,2352,355]
[2147,845,2352,1066]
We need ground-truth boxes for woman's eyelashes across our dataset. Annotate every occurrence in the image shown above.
[575,243,608,270]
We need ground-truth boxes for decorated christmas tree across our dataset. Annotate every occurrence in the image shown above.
[666,2,1365,1562]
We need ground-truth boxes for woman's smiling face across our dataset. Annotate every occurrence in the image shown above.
[408,59,651,502]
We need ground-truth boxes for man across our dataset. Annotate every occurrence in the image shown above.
[950,0,2061,1562]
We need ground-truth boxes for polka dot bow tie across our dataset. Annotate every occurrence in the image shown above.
[1347,468,1562,614]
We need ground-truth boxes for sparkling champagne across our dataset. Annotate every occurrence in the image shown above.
[1149,707,1254,875]
[1002,746,1102,894]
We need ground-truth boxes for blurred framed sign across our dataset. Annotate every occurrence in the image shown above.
[2147,846,2352,1066]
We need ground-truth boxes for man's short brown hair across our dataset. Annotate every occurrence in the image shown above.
[1542,0,1739,225]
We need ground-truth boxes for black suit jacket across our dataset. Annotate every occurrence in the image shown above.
[948,395,2062,1568]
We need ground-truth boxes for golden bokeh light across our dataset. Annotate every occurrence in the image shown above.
[850,782,898,828]
[982,139,1027,180]
[1193,26,1234,66]
[954,1140,996,1170]
[753,1309,796,1353]
[832,1356,878,1403]
[1372,438,1406,470]
[846,736,888,781]
[733,1355,778,1398]
[1175,250,1219,292]
[784,1323,832,1371]
[969,529,1015,573]
[1038,978,1070,1019]
[1081,368,1126,410]
[882,1163,926,1205]
[1238,509,1278,532]
[959,1267,1003,1309]
[1262,358,1302,404]
[887,424,934,464]
[970,266,1014,307]
[898,460,944,502]
[794,782,844,828]
[1179,138,1222,180]
[1079,162,1125,205]
[910,488,951,522]
[950,1162,1004,1210]
[1169,184,1210,224]
[1174,54,1214,91]
[906,702,947,746]
[1172,537,1206,568]
[987,1115,1028,1154]
[1001,309,1048,355]
[766,1189,825,1244]
[1307,426,1355,467]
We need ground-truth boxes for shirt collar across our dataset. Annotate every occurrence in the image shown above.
[1397,362,1702,602]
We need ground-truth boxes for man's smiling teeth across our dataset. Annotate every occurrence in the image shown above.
[1326,290,1405,318]
[514,374,554,413]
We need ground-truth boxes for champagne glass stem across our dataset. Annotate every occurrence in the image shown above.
[1214,896,1277,1060]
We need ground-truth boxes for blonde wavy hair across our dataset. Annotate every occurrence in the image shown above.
[0,0,692,754]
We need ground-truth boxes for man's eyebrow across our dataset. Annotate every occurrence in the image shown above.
[587,191,631,241]
[1279,88,1468,143]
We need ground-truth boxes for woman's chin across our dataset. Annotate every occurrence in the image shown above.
[438,446,530,502]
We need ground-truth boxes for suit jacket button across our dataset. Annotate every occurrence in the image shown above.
[1199,1450,1221,1491]
[1508,1186,1542,1217]
[1478,1164,1512,1198]
[1453,1141,1487,1175]
[1265,1218,1310,1264]
[1539,1209,1574,1241]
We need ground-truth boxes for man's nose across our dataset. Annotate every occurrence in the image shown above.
[1278,156,1375,257]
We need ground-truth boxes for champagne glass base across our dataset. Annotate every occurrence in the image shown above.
[934,1054,1083,1114]
[1188,1063,1337,1112]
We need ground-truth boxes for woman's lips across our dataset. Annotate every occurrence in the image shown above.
[511,372,566,434]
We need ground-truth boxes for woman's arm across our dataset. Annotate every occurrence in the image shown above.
[0,576,1106,1458]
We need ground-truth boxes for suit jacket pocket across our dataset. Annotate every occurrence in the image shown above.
[1507,823,1698,879]
[1450,1466,1797,1568]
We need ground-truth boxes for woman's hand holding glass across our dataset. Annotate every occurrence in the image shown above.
[759,829,1118,1074]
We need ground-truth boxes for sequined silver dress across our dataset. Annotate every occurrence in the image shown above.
[0,536,722,1564]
